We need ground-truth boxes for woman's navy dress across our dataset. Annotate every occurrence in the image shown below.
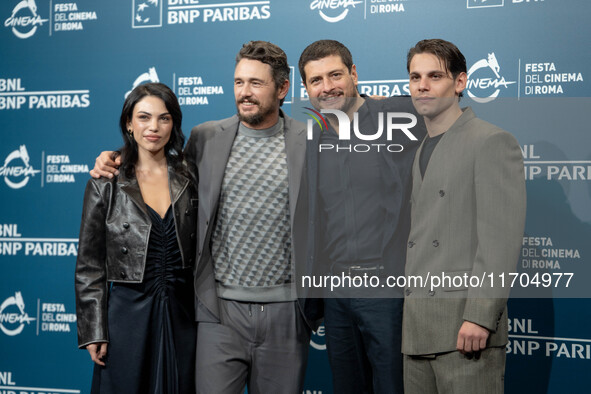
[91,205,195,394]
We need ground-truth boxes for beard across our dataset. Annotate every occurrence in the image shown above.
[236,98,278,127]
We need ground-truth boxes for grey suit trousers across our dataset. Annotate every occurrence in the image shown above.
[404,347,506,394]
[195,299,310,394]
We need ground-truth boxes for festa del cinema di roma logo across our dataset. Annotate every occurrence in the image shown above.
[4,0,48,39]
[466,52,516,103]
[310,0,362,22]
[302,107,418,152]
[125,67,160,98]
[0,145,40,189]
[0,292,35,336]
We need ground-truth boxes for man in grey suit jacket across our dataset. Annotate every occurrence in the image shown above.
[402,39,526,394]
[183,41,314,394]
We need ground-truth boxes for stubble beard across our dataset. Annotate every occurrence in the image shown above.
[236,101,277,128]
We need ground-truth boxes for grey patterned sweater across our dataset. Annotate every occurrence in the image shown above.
[211,118,294,302]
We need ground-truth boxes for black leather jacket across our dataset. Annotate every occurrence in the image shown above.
[75,169,197,348]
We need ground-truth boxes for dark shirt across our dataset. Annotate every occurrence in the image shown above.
[317,99,393,264]
[419,133,444,179]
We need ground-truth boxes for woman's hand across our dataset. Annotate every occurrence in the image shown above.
[86,342,108,366]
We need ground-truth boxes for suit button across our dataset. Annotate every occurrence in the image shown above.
[121,247,128,254]
[405,289,412,296]
[432,240,439,247]
[185,209,190,216]
[198,250,202,256]
[439,190,445,197]
[206,220,209,226]
[428,290,435,296]
[120,271,126,279]
[123,222,130,229]
[189,258,193,264]
[190,233,195,239]
[408,241,415,248]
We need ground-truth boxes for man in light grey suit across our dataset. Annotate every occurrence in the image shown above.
[183,41,314,393]
[402,39,526,393]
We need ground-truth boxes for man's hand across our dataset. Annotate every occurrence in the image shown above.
[90,151,120,179]
[456,321,489,354]
[86,342,108,366]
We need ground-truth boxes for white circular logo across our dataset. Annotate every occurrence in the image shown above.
[466,53,516,103]
[4,0,48,39]
[0,145,40,189]
[310,0,362,23]
[0,292,36,336]
[125,67,160,98]
[310,324,327,350]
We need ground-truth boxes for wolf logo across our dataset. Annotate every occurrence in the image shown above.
[124,67,160,98]
[0,291,36,336]
[466,52,515,103]
[1,145,40,189]
[5,0,48,39]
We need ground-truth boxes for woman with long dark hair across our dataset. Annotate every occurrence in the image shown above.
[75,83,197,393]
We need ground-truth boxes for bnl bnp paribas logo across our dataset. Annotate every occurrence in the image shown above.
[132,0,162,28]
[303,107,418,152]
[4,0,48,38]
[0,292,35,336]
[466,52,516,103]
[0,145,40,189]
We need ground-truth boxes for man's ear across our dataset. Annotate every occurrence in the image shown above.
[351,64,358,86]
[455,72,467,95]
[278,79,290,101]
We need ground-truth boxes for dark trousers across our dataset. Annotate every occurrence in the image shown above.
[324,298,404,394]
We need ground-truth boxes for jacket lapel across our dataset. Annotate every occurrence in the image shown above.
[306,118,322,224]
[412,137,426,198]
[119,172,148,217]
[207,116,239,221]
[414,108,475,198]
[168,168,189,205]
[284,113,306,227]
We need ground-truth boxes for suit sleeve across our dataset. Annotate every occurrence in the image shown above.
[463,130,526,332]
[75,179,109,348]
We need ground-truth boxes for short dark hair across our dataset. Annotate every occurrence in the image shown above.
[118,82,185,178]
[236,41,290,105]
[298,39,354,85]
[407,39,467,97]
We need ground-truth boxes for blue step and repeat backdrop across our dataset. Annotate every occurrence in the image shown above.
[1,0,590,393]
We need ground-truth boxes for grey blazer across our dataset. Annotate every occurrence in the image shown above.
[183,111,312,327]
[402,107,526,355]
